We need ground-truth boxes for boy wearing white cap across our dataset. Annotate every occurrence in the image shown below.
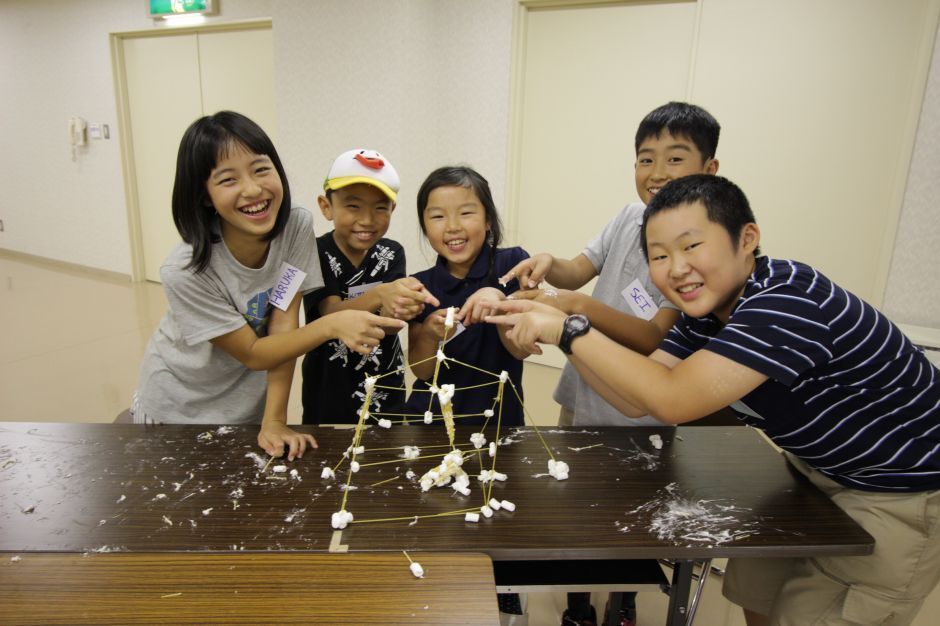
[301,149,438,424]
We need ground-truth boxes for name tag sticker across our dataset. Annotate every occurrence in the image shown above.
[348,281,381,300]
[444,321,467,344]
[622,279,659,321]
[270,263,307,312]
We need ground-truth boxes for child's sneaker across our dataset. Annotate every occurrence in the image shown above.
[603,608,636,626]
[560,604,597,626]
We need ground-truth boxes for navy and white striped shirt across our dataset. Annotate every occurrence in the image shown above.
[661,257,940,492]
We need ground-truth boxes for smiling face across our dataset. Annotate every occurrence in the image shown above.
[206,143,283,252]
[634,131,718,204]
[319,183,394,266]
[421,185,490,279]
[646,200,759,322]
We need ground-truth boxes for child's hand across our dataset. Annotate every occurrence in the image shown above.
[258,420,317,461]
[511,287,582,315]
[420,308,463,342]
[378,278,440,321]
[500,253,553,290]
[327,310,406,355]
[483,298,567,356]
[459,287,507,325]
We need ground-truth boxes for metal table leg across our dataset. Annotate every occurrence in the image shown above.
[665,560,694,626]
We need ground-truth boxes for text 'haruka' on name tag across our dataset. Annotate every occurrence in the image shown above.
[621,278,659,321]
[270,262,307,312]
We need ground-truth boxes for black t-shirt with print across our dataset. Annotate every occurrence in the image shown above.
[301,232,406,424]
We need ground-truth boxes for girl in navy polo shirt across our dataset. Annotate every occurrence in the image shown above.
[406,166,530,426]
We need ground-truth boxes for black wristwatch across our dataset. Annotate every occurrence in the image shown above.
[558,314,591,355]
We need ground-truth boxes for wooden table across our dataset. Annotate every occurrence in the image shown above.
[0,422,874,625]
[0,552,496,625]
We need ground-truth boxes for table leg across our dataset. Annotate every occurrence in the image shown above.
[606,591,623,626]
[665,560,693,626]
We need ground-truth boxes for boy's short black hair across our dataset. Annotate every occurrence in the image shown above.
[641,175,760,259]
[634,102,721,160]
[172,111,291,273]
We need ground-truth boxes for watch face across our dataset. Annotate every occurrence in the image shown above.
[566,314,589,333]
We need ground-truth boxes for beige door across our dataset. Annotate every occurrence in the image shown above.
[511,1,698,368]
[511,0,938,369]
[120,25,276,282]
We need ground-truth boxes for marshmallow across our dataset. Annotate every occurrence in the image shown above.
[499,370,509,383]
[272,465,287,473]
[488,498,502,511]
[420,478,433,491]
[436,349,447,363]
[405,470,416,480]
[410,562,424,578]
[501,500,516,512]
[444,307,455,329]
[649,434,663,450]
[436,384,455,406]
[481,505,494,518]
[548,459,570,481]
[424,411,434,425]
[320,467,335,479]
[453,484,471,496]
[493,471,508,482]
[364,376,376,391]
[354,446,365,455]
[331,510,354,529]
[402,446,421,460]
[465,512,480,523]
[378,418,392,429]
[489,442,497,457]
[470,432,486,449]
[350,461,360,473]
[483,409,494,418]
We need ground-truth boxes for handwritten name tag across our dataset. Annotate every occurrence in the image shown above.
[621,278,659,321]
[444,321,467,344]
[348,281,381,300]
[270,262,307,312]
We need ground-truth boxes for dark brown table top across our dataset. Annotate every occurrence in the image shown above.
[0,422,873,560]
[0,552,498,625]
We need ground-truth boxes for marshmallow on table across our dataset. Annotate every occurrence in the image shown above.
[423,411,434,425]
[350,461,360,473]
[331,510,354,529]
[377,418,392,429]
[272,465,287,473]
[548,459,570,480]
[480,505,494,518]
[410,562,425,578]
[488,498,502,511]
[402,446,421,460]
[501,500,516,512]
[470,432,486,449]
[321,467,335,479]
[649,434,663,450]
[465,512,480,523]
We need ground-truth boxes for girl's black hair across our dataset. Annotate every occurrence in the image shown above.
[416,166,504,286]
[171,111,291,273]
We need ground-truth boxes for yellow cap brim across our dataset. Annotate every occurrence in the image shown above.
[324,176,397,202]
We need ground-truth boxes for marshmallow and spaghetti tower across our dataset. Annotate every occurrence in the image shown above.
[328,306,566,529]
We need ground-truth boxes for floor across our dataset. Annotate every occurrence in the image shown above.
[2,251,938,626]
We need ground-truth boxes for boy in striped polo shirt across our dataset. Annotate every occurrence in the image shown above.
[486,174,940,625]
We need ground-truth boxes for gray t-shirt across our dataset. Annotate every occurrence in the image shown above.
[136,207,323,424]
[553,202,675,426]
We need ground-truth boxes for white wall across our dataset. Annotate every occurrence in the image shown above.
[0,0,272,274]
[1,0,938,328]
[884,17,940,327]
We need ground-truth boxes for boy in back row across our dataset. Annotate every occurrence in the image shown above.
[502,101,720,626]
[487,174,940,626]
[301,149,438,424]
